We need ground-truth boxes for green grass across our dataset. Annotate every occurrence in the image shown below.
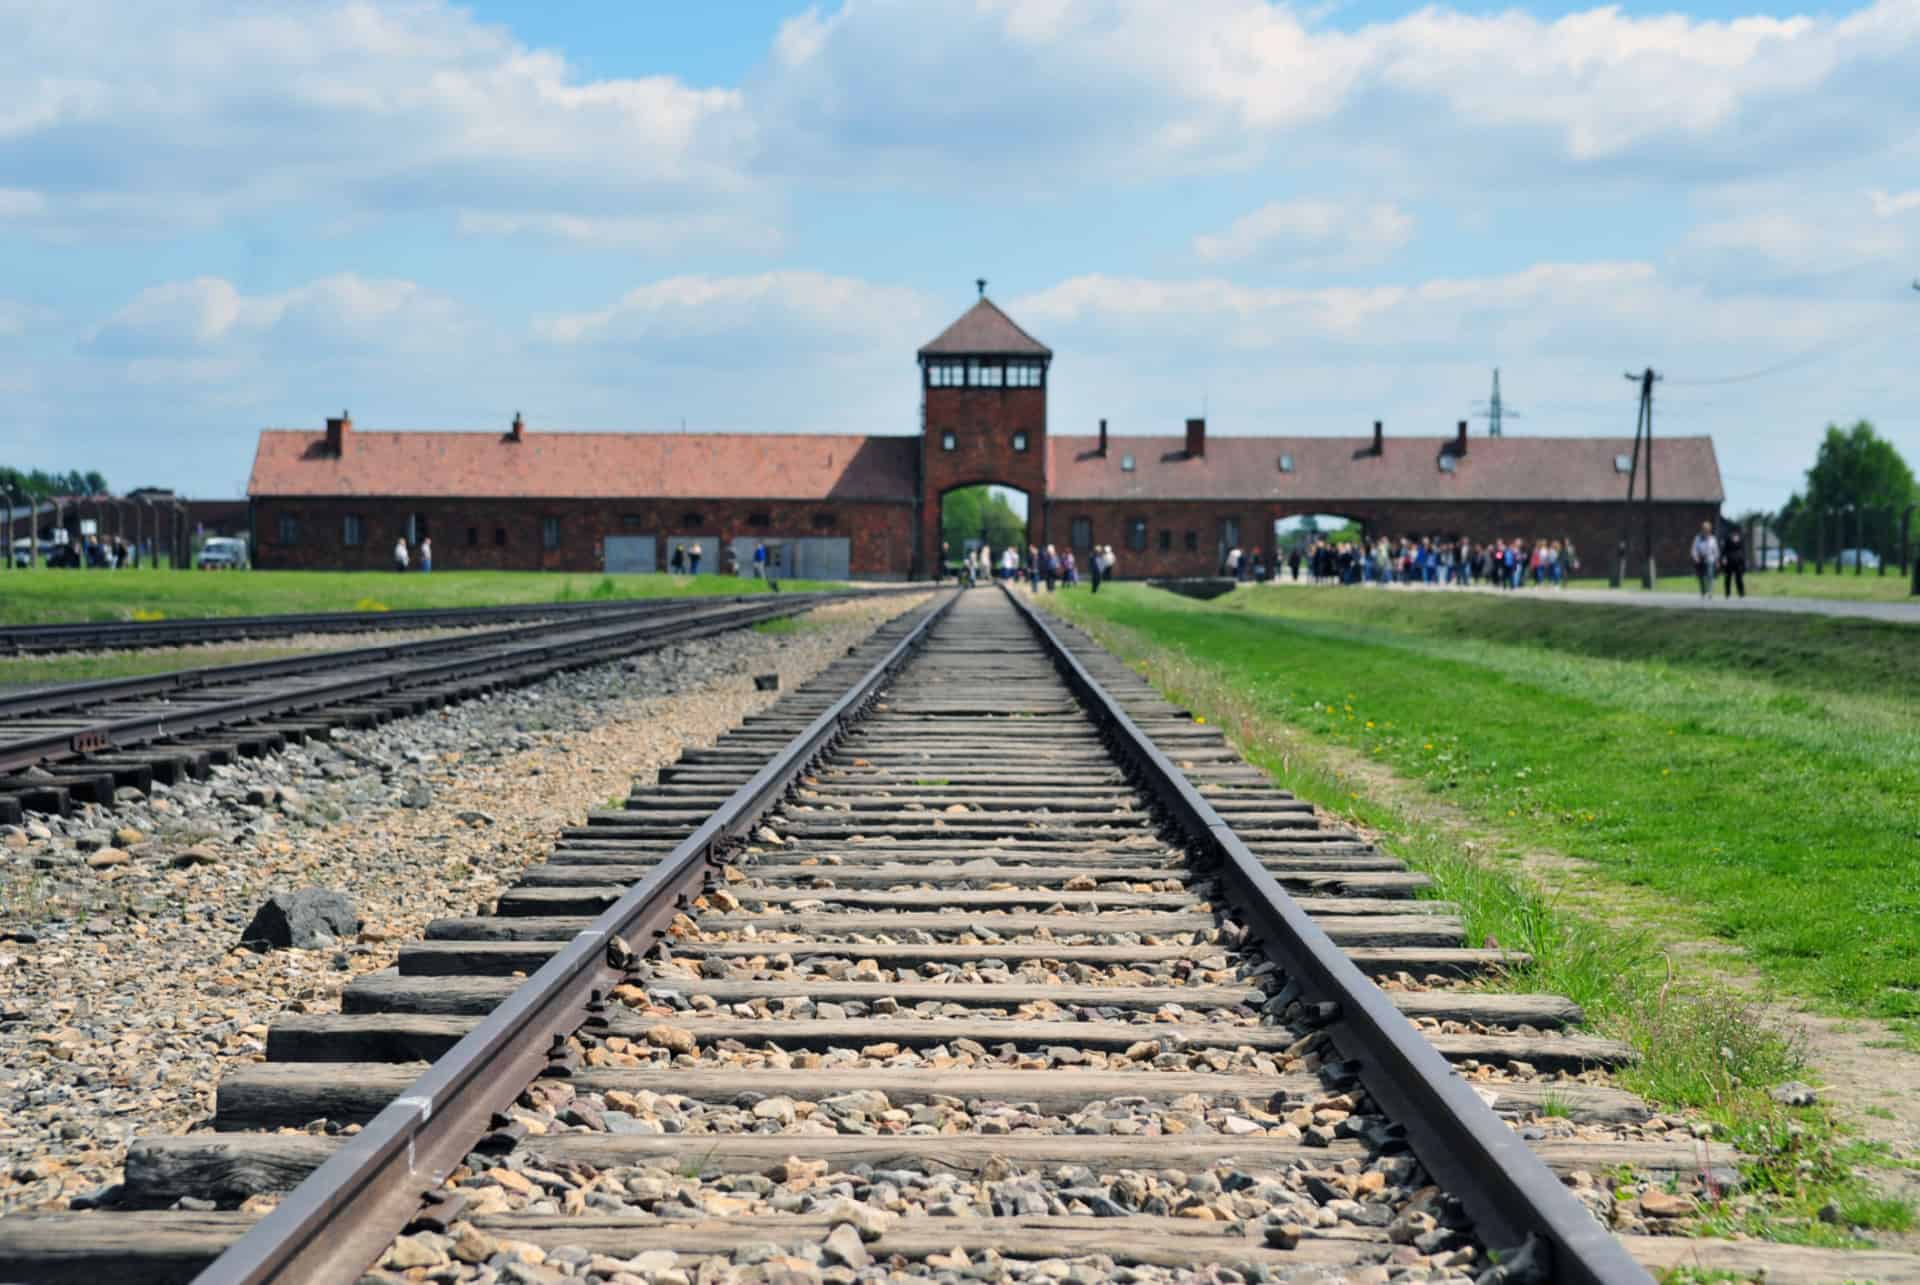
[1569,570,1917,603]
[1039,584,1920,1245]
[0,568,836,626]
[1052,584,1920,1026]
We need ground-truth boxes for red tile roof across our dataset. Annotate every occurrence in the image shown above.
[248,429,919,501]
[918,298,1052,358]
[1047,434,1723,504]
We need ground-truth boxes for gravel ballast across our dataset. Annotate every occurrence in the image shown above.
[0,594,923,1214]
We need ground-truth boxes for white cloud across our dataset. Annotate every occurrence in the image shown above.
[1193,199,1414,268]
[0,1,761,244]
[455,210,783,253]
[90,274,472,363]
[1869,188,1920,218]
[757,0,1919,188]
[536,272,934,353]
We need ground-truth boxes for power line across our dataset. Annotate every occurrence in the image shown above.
[1663,315,1894,387]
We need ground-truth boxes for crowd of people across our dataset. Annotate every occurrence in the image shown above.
[1271,536,1584,589]
[941,541,1121,593]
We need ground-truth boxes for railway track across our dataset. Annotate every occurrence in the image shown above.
[0,594,863,657]
[1,588,1905,1283]
[0,592,860,821]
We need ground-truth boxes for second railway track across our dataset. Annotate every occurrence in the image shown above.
[4,588,1905,1283]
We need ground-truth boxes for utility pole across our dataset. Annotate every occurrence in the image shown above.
[1612,369,1661,588]
[1471,368,1523,438]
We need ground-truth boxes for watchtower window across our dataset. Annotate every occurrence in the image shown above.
[1012,431,1029,453]
[1007,361,1044,388]
[966,360,1003,388]
[927,361,965,388]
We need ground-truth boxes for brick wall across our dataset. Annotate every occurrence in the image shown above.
[919,383,1048,575]
[1039,498,1719,579]
[250,497,917,577]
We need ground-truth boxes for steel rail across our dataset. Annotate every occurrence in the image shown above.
[0,593,871,721]
[193,588,959,1284]
[0,589,917,656]
[0,596,828,776]
[1002,587,1651,1285]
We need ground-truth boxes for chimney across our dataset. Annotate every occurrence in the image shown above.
[325,410,351,456]
[1455,420,1468,456]
[1186,417,1206,459]
[507,411,525,443]
[1372,420,1383,454]
[1097,418,1108,457]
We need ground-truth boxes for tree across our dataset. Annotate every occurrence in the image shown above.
[1779,422,1918,558]
[940,486,1027,559]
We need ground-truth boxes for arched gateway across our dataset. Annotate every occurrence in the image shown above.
[247,293,1722,577]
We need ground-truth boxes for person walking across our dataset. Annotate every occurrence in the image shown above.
[419,536,432,574]
[393,536,409,573]
[1089,543,1104,594]
[1691,522,1719,599]
[936,541,950,585]
[1043,544,1059,592]
[670,544,685,574]
[688,543,703,575]
[1721,526,1747,599]
[753,541,768,580]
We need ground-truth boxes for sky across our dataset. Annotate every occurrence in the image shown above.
[1,1,1916,514]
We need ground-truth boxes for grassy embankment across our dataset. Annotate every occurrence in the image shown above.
[1043,583,1919,1244]
[0,568,834,627]
[1568,571,1916,603]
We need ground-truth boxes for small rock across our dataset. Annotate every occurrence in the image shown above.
[239,887,360,951]
[384,1233,448,1270]
[645,1024,698,1056]
[822,1222,871,1270]
[1637,1190,1698,1219]
[171,845,222,868]
[85,848,130,869]
[1770,1081,1818,1108]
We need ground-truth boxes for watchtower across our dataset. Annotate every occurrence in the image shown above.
[916,285,1051,574]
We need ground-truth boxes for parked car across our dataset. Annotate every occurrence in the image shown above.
[196,536,249,570]
[1759,547,1799,569]
[1833,548,1881,570]
[8,537,30,568]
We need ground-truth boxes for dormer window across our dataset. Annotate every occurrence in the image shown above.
[1012,431,1029,453]
[1279,453,1294,473]
[1614,454,1633,473]
[1439,454,1457,473]
[941,431,957,452]
[1121,453,1135,471]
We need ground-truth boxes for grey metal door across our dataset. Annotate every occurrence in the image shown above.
[602,535,656,574]
[784,537,850,580]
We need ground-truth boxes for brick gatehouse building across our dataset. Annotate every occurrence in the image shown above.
[248,294,1722,578]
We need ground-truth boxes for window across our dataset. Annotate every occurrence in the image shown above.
[680,512,703,529]
[927,361,965,387]
[941,431,957,452]
[1012,431,1028,453]
[277,513,298,545]
[1121,453,1136,472]
[406,513,428,544]
[966,360,1003,387]
[1070,517,1092,550]
[494,527,507,547]
[1184,530,1198,552]
[748,512,770,528]
[620,514,646,528]
[812,512,836,530]
[342,514,364,547]
[1158,529,1171,552]
[1614,453,1633,473]
[1007,361,1044,388]
[466,527,478,546]
[1279,453,1295,473]
[542,517,561,549]
[1219,518,1241,549]
[1127,518,1148,552]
